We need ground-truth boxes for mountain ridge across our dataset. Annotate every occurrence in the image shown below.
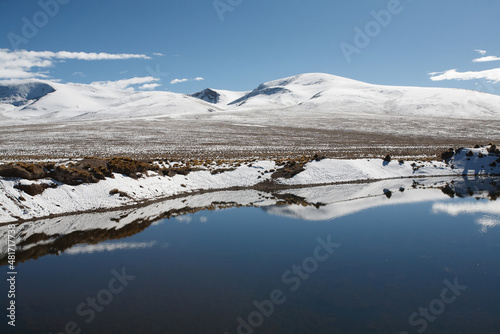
[1,73,499,124]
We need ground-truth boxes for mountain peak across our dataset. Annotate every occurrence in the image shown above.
[228,73,365,107]
[259,73,362,88]
[190,88,220,104]
[0,81,56,106]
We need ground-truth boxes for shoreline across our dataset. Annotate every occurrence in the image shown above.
[2,175,499,266]
[1,145,499,224]
[0,173,478,226]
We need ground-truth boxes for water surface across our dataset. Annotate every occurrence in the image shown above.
[1,177,499,333]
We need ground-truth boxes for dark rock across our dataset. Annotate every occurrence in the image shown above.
[441,149,455,162]
[190,88,220,104]
[313,153,326,162]
[384,155,392,162]
[442,184,455,197]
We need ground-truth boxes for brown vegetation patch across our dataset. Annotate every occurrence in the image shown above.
[50,165,98,185]
[109,188,132,198]
[271,154,325,179]
[14,182,55,196]
[210,168,236,175]
[107,157,152,178]
[0,163,45,180]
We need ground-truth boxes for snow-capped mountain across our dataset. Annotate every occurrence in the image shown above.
[0,81,55,106]
[189,88,248,105]
[190,88,220,104]
[0,80,217,123]
[1,73,500,124]
[224,73,500,118]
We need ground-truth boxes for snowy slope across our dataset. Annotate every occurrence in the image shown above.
[1,73,500,124]
[227,73,500,118]
[0,81,55,106]
[0,80,217,123]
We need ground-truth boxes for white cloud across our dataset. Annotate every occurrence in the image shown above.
[429,68,500,83]
[51,51,150,60]
[477,216,500,233]
[65,241,157,255]
[432,202,500,233]
[432,201,500,216]
[0,48,150,79]
[170,78,189,84]
[91,76,160,91]
[153,52,165,56]
[139,83,161,90]
[175,215,192,223]
[73,71,86,77]
[429,50,500,84]
[170,77,205,84]
[473,56,500,63]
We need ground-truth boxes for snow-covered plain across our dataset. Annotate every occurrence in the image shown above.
[1,73,499,159]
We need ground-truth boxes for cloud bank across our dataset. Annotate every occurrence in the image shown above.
[473,56,500,63]
[429,50,500,83]
[429,68,500,83]
[0,48,151,79]
[91,76,160,91]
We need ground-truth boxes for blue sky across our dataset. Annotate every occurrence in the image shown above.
[1,0,499,94]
